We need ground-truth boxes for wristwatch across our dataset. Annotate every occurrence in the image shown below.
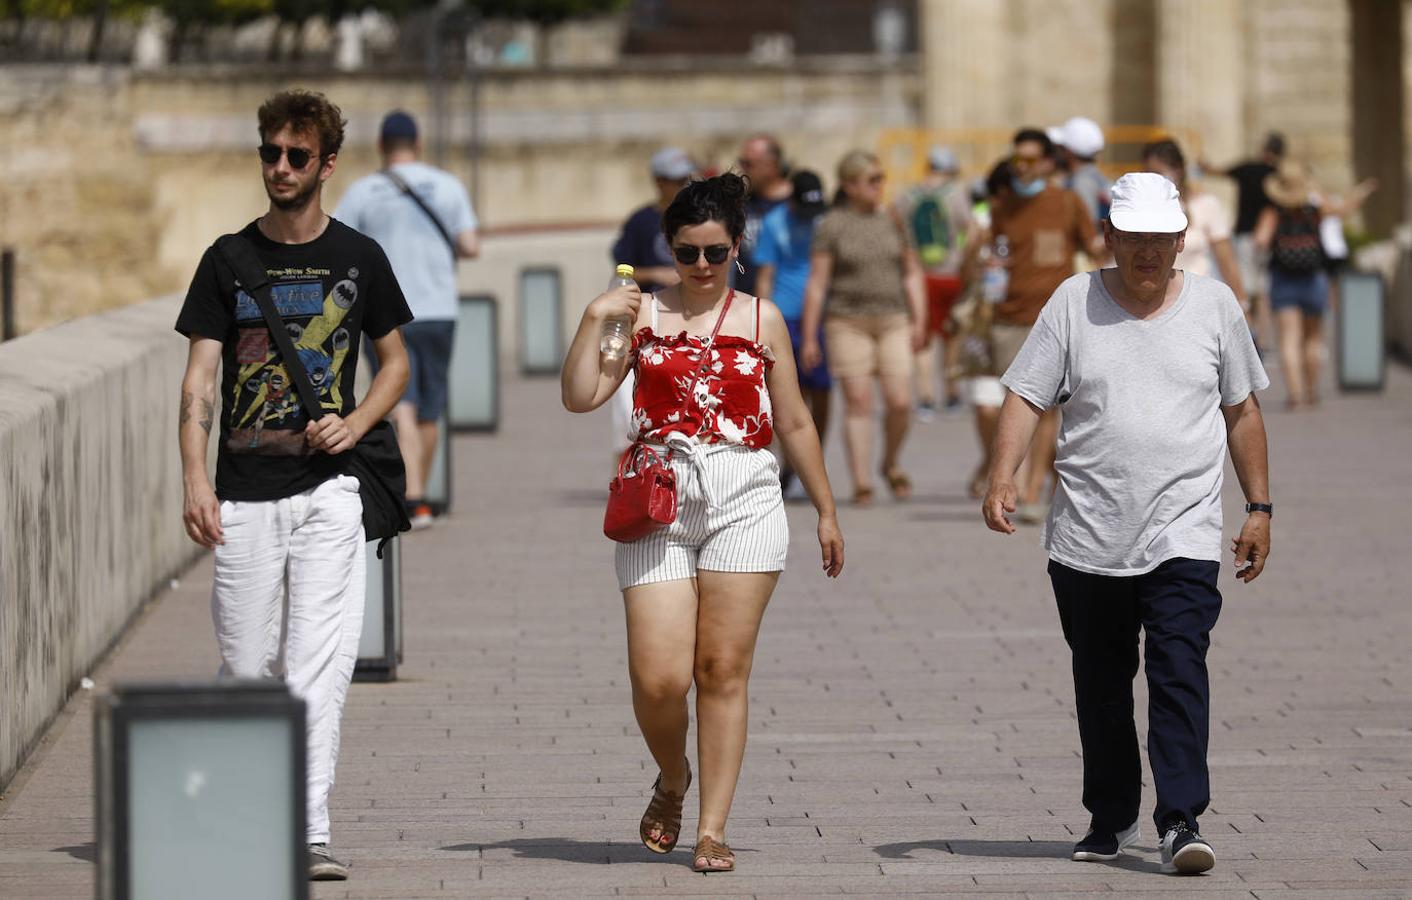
[1245,502,1273,517]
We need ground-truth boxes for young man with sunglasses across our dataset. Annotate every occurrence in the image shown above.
[175,89,413,881]
[983,172,1272,876]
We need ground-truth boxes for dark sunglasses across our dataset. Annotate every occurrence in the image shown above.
[258,143,322,169]
[673,244,732,266]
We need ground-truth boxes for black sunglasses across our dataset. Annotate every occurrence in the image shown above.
[673,244,731,266]
[258,143,322,170]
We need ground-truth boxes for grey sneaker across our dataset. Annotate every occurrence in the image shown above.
[1160,821,1214,874]
[1072,818,1140,861]
[308,842,349,881]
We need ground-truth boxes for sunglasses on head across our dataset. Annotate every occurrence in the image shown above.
[673,244,732,265]
[258,143,321,170]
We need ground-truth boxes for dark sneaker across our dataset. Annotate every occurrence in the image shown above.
[1160,821,1214,874]
[1072,819,1140,861]
[308,843,349,881]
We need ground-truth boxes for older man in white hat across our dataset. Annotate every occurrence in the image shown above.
[982,172,1273,876]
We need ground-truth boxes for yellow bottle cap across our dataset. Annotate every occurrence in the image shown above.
[615,264,635,278]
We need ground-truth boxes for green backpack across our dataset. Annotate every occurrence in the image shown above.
[910,185,959,268]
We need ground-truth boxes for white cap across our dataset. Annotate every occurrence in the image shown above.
[1045,125,1064,147]
[927,145,959,173]
[650,147,695,180]
[1057,116,1105,158]
[1109,172,1188,233]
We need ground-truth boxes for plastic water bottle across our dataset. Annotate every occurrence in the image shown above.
[981,235,1010,305]
[600,263,637,361]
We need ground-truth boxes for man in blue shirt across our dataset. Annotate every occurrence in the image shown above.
[755,170,832,491]
[611,147,693,294]
[334,111,478,528]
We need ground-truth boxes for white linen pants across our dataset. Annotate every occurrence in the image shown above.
[212,473,366,843]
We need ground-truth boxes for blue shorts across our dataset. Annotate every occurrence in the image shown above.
[785,318,832,391]
[1269,270,1328,317]
[368,320,456,422]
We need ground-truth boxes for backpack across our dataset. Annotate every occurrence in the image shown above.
[909,185,958,269]
[1270,205,1325,275]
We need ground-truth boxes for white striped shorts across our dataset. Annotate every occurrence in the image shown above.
[615,442,789,590]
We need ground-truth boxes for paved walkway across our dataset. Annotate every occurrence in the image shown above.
[3,363,1412,899]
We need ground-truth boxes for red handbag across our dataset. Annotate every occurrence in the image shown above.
[603,443,678,542]
[602,290,734,543]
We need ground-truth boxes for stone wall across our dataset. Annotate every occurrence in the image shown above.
[0,60,920,339]
[0,296,198,790]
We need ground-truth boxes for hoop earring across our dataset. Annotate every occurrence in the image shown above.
[735,259,746,275]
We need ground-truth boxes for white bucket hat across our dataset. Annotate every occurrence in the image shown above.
[1109,172,1188,233]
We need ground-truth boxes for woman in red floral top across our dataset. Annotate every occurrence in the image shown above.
[563,174,844,874]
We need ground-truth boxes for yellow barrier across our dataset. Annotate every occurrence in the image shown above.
[877,125,1206,197]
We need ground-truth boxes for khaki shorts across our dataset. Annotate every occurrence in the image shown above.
[824,313,912,380]
[990,323,1034,377]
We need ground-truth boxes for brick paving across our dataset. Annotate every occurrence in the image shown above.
[2,363,1411,899]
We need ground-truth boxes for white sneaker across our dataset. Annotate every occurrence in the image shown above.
[1160,821,1214,874]
[1071,819,1140,861]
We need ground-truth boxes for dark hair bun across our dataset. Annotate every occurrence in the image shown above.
[662,173,749,243]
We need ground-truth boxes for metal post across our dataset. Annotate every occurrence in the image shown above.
[2,248,15,341]
[466,15,482,208]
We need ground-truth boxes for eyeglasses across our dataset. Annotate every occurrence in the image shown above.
[673,244,732,266]
[1113,232,1181,249]
[864,173,886,185]
[257,143,322,170]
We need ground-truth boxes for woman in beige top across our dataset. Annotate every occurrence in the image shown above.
[800,150,927,504]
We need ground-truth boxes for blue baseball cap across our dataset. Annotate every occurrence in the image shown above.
[379,110,418,143]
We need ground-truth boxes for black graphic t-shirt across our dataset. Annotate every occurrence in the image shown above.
[175,219,413,502]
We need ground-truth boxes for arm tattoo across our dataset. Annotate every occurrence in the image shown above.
[180,391,215,434]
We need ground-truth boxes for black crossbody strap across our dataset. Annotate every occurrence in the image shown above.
[382,169,458,255]
[214,234,325,421]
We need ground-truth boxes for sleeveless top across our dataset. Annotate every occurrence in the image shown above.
[628,294,776,449]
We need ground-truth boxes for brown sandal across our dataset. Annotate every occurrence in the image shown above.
[639,760,691,854]
[883,469,913,500]
[853,486,875,507]
[692,835,735,873]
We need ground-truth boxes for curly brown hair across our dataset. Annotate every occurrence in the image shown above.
[257,90,346,158]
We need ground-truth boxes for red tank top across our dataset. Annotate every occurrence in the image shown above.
[629,293,775,448]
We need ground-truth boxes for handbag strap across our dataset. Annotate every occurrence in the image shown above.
[215,234,326,421]
[695,289,734,375]
[383,168,458,256]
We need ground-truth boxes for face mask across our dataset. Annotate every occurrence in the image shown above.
[1012,176,1047,198]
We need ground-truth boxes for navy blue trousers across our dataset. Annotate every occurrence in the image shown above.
[1048,557,1223,834]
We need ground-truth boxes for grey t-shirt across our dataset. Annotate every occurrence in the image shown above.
[1002,270,1268,576]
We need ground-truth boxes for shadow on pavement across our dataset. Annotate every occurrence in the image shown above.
[442,838,683,865]
[55,843,96,862]
[875,839,1071,859]
[873,839,1163,873]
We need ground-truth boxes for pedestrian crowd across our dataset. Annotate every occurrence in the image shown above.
[172,88,1376,882]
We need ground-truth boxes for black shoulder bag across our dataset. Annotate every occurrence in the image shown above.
[215,234,410,558]
[382,169,459,255]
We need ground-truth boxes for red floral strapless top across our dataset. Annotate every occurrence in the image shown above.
[628,295,775,449]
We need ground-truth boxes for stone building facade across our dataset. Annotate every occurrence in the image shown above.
[1,0,1410,337]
